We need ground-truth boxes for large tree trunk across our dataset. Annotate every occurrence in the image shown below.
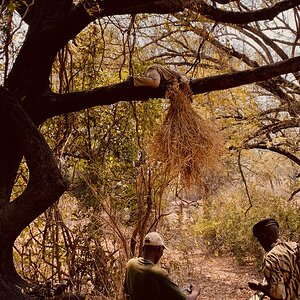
[0,87,67,298]
[0,241,32,299]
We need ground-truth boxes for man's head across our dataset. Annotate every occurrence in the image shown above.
[252,218,280,251]
[142,232,167,264]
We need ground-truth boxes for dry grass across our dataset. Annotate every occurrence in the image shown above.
[149,82,225,189]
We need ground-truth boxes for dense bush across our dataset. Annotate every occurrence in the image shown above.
[193,189,300,264]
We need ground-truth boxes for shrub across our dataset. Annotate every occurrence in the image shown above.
[193,189,300,264]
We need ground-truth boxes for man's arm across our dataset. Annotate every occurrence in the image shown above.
[186,285,201,300]
[248,280,282,300]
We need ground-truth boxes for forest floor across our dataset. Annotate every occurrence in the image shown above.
[92,251,264,300]
[92,246,264,300]
[161,250,264,300]
[183,253,263,300]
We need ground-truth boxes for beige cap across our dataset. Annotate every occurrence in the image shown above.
[143,232,167,249]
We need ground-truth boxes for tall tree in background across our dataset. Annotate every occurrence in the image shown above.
[0,0,300,298]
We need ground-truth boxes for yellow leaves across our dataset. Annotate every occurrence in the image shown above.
[266,136,287,148]
[266,140,272,148]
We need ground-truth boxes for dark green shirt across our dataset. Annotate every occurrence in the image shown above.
[124,257,186,300]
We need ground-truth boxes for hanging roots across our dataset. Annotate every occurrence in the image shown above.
[149,81,225,188]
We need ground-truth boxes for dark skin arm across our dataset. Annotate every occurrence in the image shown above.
[185,285,201,300]
[248,280,282,300]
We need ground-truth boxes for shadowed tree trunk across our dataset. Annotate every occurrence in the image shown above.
[0,87,66,298]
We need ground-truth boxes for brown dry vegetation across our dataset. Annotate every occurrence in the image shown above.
[149,83,224,189]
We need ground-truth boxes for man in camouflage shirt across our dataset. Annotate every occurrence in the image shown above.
[248,218,300,300]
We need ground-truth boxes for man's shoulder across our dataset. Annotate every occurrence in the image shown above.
[273,240,298,250]
[267,240,299,258]
[141,261,169,278]
[126,257,139,267]
[150,265,169,277]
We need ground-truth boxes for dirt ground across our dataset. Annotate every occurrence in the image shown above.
[195,255,261,300]
[163,251,263,300]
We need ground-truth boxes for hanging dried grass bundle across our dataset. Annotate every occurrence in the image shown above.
[149,81,224,188]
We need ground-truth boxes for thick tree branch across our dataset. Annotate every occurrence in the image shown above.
[195,0,300,24]
[245,144,300,167]
[0,87,67,242]
[37,56,300,120]
[203,27,300,113]
[191,56,300,94]
[36,83,165,122]
[246,119,300,142]
[16,0,300,46]
[79,0,300,24]
[49,0,300,61]
[12,0,300,25]
[6,0,300,104]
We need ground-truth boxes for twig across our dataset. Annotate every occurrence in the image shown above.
[237,150,252,215]
[186,22,218,76]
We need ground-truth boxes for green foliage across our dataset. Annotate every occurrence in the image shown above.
[66,100,162,208]
[194,188,300,264]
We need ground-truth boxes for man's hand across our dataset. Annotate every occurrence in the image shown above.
[248,279,260,291]
[186,284,201,300]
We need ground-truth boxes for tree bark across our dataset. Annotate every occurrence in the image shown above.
[0,87,67,297]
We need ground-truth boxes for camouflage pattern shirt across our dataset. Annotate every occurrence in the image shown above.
[263,239,300,300]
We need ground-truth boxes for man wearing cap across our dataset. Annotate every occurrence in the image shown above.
[124,232,201,300]
[248,218,300,300]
